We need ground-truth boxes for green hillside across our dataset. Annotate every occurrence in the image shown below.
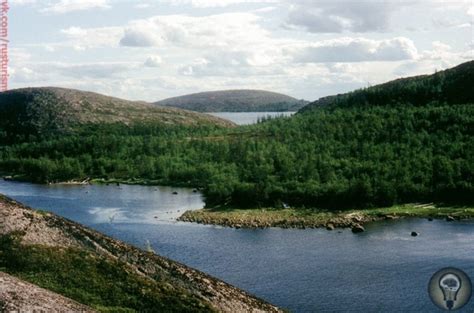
[301,60,474,111]
[155,89,308,112]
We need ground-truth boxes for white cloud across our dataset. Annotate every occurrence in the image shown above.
[144,56,162,67]
[292,37,418,63]
[285,0,398,33]
[35,62,138,79]
[178,49,285,77]
[134,3,151,9]
[10,0,37,5]
[285,0,473,33]
[10,66,41,83]
[41,0,111,14]
[161,0,278,8]
[60,26,122,49]
[420,41,452,60]
[118,13,269,50]
[120,27,162,47]
[468,6,474,16]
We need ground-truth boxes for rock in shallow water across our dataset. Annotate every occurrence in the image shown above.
[411,231,419,237]
[351,224,365,233]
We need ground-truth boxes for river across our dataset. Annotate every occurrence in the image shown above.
[0,180,473,312]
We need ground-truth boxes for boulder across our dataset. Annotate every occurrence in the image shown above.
[446,216,455,222]
[411,231,419,237]
[351,224,365,233]
[326,224,335,231]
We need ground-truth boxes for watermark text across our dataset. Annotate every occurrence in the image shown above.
[0,0,8,92]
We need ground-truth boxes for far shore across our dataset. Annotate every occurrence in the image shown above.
[2,175,197,189]
[3,175,473,233]
[178,204,474,232]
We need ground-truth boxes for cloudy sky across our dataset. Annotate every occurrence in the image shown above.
[9,0,474,101]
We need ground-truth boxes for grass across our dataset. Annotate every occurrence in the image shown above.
[178,204,474,229]
[0,233,213,313]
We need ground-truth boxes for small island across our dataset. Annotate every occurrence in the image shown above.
[178,204,474,231]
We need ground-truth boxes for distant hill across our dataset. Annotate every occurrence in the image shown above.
[301,60,474,112]
[0,87,234,138]
[155,90,309,112]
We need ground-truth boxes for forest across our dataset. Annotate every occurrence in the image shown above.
[0,62,473,210]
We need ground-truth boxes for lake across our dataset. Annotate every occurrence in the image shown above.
[1,180,473,313]
[207,112,296,125]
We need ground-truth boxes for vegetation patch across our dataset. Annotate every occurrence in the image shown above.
[178,204,474,229]
[0,233,213,313]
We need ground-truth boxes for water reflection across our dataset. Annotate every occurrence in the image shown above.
[0,181,204,225]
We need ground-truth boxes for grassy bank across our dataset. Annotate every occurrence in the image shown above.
[0,233,213,313]
[1,174,199,189]
[178,204,474,230]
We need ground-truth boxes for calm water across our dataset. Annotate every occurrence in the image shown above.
[1,180,473,313]
[207,112,295,125]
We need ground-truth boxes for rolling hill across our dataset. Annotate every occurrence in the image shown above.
[301,60,474,112]
[0,87,234,139]
[155,90,309,112]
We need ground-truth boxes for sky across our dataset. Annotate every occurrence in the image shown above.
[8,0,474,102]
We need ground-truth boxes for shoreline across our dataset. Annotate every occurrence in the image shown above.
[178,204,474,232]
[2,175,198,188]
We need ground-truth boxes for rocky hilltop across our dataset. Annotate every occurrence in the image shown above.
[0,87,234,139]
[0,194,282,312]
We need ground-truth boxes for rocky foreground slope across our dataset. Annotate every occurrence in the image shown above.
[0,271,95,312]
[0,194,282,312]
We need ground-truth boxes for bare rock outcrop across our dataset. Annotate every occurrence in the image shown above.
[0,271,95,313]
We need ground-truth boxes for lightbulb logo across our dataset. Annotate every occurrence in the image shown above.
[429,267,472,311]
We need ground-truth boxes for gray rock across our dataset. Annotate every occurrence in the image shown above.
[446,216,455,222]
[351,224,365,233]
